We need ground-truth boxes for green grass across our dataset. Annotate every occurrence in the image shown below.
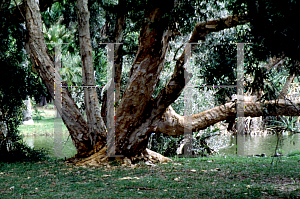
[14,106,300,198]
[18,108,68,136]
[287,150,300,157]
[1,155,300,198]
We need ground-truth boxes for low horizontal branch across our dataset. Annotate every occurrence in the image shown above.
[154,100,300,136]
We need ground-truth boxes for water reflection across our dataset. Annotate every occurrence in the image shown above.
[23,133,300,158]
[218,134,300,156]
[23,134,77,158]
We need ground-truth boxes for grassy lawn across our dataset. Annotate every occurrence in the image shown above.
[1,155,300,198]
[18,107,68,136]
[13,106,300,198]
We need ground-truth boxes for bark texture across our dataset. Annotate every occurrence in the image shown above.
[25,0,99,157]
[9,0,65,23]
[77,0,106,147]
[153,15,251,120]
[114,1,174,156]
[279,73,295,99]
[113,0,126,107]
[112,12,251,157]
[154,100,300,136]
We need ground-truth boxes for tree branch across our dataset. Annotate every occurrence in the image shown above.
[264,56,286,72]
[118,15,252,154]
[152,14,251,120]
[278,72,295,99]
[154,100,300,136]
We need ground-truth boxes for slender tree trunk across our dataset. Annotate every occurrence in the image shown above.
[279,73,295,99]
[76,0,107,147]
[113,0,126,107]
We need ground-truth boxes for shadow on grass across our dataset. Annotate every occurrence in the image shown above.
[0,155,299,198]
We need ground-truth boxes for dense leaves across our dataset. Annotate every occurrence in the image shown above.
[0,59,48,162]
[228,0,300,63]
[0,3,48,162]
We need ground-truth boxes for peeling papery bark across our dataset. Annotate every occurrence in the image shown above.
[114,2,173,156]
[9,0,64,23]
[279,73,295,99]
[113,0,126,107]
[114,14,252,157]
[154,101,300,136]
[153,15,251,118]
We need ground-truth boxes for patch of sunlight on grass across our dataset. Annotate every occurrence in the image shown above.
[19,108,68,136]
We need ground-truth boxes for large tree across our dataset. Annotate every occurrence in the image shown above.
[20,0,300,165]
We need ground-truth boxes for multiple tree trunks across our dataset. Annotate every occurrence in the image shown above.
[24,0,299,165]
[25,0,101,157]
[114,1,175,157]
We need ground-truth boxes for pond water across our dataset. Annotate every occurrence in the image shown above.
[218,133,300,157]
[23,133,300,158]
[23,134,77,158]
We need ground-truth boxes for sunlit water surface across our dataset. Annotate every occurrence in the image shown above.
[23,133,300,158]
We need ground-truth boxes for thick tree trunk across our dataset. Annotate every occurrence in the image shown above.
[24,0,253,162]
[114,1,175,156]
[113,13,252,157]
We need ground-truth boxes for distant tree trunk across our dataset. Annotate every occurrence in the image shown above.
[22,97,34,125]
[39,95,47,106]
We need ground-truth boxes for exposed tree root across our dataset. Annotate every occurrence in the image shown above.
[70,148,172,167]
[144,148,172,163]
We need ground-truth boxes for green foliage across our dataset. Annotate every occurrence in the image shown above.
[94,49,107,87]
[0,3,48,162]
[0,60,47,162]
[228,0,300,64]
[61,52,82,86]
[0,136,47,163]
[148,133,182,157]
[287,150,300,157]
[2,0,300,161]
[267,116,299,134]
[42,1,79,55]
[32,106,45,121]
